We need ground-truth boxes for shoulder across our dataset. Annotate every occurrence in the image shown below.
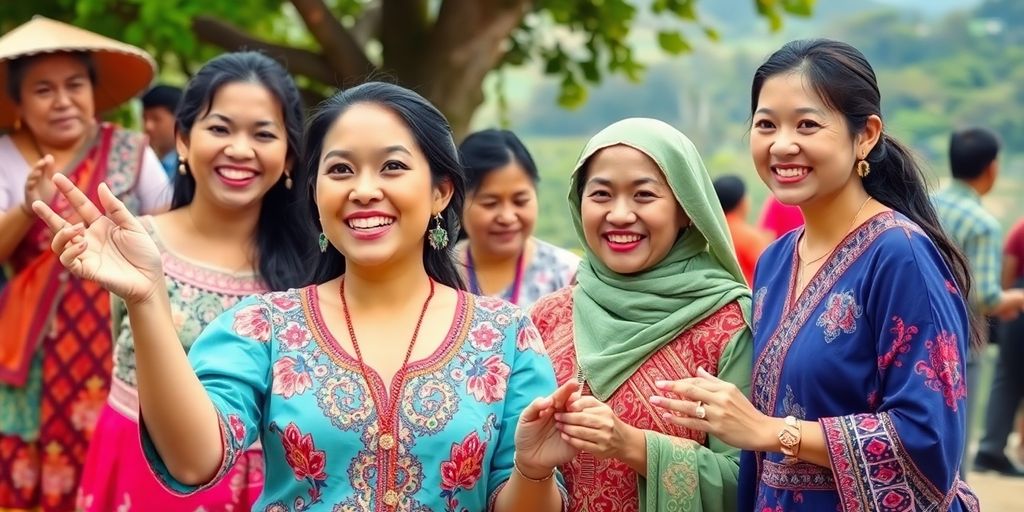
[529,286,573,320]
[533,238,581,275]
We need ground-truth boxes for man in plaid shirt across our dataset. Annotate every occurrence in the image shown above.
[933,127,1024,477]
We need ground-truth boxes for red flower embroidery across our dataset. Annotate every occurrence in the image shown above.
[815,291,862,343]
[278,321,312,350]
[440,430,487,492]
[477,296,506,312]
[516,323,546,353]
[279,423,327,481]
[233,304,271,342]
[272,356,314,398]
[878,317,917,371]
[914,331,966,411]
[228,414,246,445]
[270,294,300,311]
[469,322,502,351]
[465,354,511,403]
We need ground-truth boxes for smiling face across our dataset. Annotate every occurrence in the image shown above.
[315,102,451,270]
[15,54,96,148]
[461,161,538,260]
[579,144,688,274]
[750,72,862,208]
[176,81,289,211]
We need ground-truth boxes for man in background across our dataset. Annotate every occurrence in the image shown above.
[932,127,1024,477]
[141,84,182,179]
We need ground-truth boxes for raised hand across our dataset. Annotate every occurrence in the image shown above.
[33,174,164,304]
[554,395,645,466]
[22,155,58,213]
[514,380,581,478]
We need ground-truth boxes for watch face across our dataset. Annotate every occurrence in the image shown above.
[778,429,799,448]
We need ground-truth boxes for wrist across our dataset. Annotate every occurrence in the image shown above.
[757,416,786,453]
[124,283,169,310]
[513,454,554,482]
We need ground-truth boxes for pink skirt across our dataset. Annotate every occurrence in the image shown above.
[76,379,264,511]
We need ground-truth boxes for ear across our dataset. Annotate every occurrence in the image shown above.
[175,131,189,161]
[857,115,884,159]
[432,177,454,214]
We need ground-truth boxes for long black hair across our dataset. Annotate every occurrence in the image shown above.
[172,51,312,291]
[752,38,980,347]
[303,82,466,289]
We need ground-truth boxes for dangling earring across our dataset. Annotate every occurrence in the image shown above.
[856,159,871,178]
[284,172,293,190]
[427,212,449,250]
[318,232,329,253]
[178,154,188,176]
[13,118,21,131]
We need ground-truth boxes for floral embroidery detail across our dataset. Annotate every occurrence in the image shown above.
[753,287,767,329]
[469,322,502,351]
[41,442,75,499]
[878,317,917,371]
[278,321,312,350]
[273,355,315,398]
[70,376,107,435]
[465,354,511,403]
[11,446,38,490]
[440,431,488,509]
[402,374,460,435]
[914,331,966,411]
[944,280,959,295]
[271,422,328,508]
[516,323,546,353]
[232,303,271,342]
[228,414,246,444]
[270,294,300,312]
[265,502,288,512]
[782,385,806,419]
[476,296,506,312]
[815,290,862,343]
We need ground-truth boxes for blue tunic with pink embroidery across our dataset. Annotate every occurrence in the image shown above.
[140,286,565,511]
[740,211,979,512]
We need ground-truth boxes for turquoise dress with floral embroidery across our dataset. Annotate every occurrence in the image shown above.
[142,286,565,511]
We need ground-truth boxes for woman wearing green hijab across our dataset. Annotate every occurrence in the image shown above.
[530,118,752,512]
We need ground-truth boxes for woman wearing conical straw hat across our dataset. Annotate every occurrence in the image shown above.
[0,16,171,512]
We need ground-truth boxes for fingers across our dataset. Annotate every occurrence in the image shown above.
[520,396,553,423]
[35,154,56,176]
[649,396,710,420]
[661,413,711,432]
[567,395,602,412]
[32,201,71,232]
[555,410,608,429]
[655,377,722,401]
[50,223,85,254]
[57,234,88,272]
[697,366,723,382]
[549,380,580,410]
[52,174,103,225]
[560,433,601,453]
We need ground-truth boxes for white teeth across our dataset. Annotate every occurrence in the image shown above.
[218,168,257,180]
[607,234,642,243]
[347,216,395,229]
[775,167,810,178]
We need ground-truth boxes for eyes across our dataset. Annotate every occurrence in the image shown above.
[753,119,822,132]
[32,79,88,97]
[478,196,532,209]
[586,189,657,201]
[325,160,410,176]
[206,124,279,141]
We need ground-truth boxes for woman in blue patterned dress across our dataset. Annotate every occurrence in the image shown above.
[34,82,577,510]
[650,39,980,511]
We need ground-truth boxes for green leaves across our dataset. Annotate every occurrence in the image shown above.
[657,30,691,54]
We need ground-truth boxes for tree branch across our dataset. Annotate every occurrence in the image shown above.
[289,0,376,83]
[191,15,336,85]
[351,1,383,46]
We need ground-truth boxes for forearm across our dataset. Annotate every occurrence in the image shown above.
[0,207,36,262]
[128,287,223,485]
[494,467,563,512]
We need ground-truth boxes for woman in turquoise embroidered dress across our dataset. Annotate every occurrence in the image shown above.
[35,82,578,510]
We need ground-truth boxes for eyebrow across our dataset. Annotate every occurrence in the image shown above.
[321,145,412,163]
[202,113,280,128]
[31,73,88,86]
[586,176,660,187]
[754,107,826,116]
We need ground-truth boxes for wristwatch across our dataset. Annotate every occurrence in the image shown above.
[778,415,802,460]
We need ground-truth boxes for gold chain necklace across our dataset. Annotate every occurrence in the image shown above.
[798,196,873,268]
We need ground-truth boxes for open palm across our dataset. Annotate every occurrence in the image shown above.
[33,174,164,303]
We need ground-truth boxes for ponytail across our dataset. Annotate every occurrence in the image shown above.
[864,135,982,348]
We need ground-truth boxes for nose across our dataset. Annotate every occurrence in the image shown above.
[53,88,72,109]
[496,205,517,224]
[606,198,637,225]
[770,130,799,159]
[224,137,256,160]
[349,171,383,204]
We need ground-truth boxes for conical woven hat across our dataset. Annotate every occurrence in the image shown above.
[0,16,156,129]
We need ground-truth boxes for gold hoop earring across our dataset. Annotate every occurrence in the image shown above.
[178,154,188,176]
[856,160,871,178]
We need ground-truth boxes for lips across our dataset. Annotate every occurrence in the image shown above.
[603,231,645,252]
[211,165,258,188]
[346,216,395,230]
[771,164,812,184]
